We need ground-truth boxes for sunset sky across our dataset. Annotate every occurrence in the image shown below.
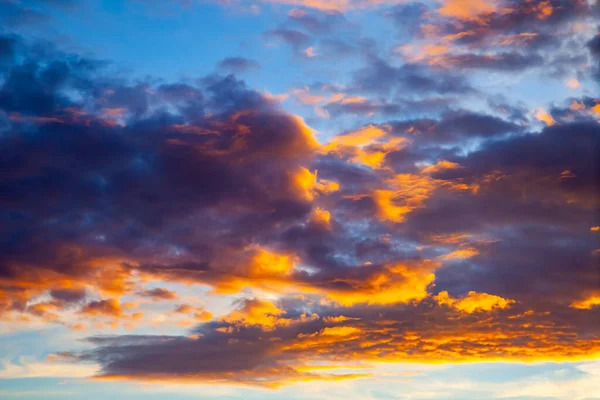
[0,0,599,399]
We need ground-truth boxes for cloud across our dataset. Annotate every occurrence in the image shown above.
[218,57,261,72]
[437,0,498,20]
[0,33,321,318]
[570,294,600,309]
[353,57,473,95]
[435,290,515,313]
[265,29,312,51]
[535,107,556,125]
[50,288,87,303]
[389,0,597,77]
[80,299,123,318]
[258,0,406,13]
[173,304,213,323]
[1,29,599,389]
[137,288,179,301]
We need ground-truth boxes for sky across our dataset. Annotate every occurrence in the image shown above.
[0,0,599,399]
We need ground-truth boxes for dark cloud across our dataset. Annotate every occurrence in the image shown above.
[436,52,545,71]
[353,57,473,96]
[50,288,87,303]
[80,299,122,317]
[387,0,597,77]
[0,33,317,313]
[589,31,600,58]
[78,291,598,387]
[137,288,178,301]
[264,29,312,52]
[388,110,522,147]
[589,30,600,82]
[325,98,401,117]
[218,57,260,73]
[287,9,347,35]
[431,0,592,42]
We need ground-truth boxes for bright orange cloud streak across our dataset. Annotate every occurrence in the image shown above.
[435,290,515,313]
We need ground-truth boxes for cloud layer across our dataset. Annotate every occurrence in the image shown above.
[0,0,599,391]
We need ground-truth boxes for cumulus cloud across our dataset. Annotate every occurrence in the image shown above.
[1,3,599,388]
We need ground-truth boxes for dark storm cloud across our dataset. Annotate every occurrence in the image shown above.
[0,33,318,311]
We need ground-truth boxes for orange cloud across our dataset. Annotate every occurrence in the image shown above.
[340,96,368,105]
[259,0,405,12]
[291,167,340,201]
[323,315,361,323]
[428,232,472,244]
[321,260,438,306]
[220,298,317,330]
[437,0,498,20]
[570,295,600,310]
[220,298,285,329]
[322,125,407,169]
[374,173,474,223]
[435,290,515,313]
[80,298,123,317]
[438,247,479,260]
[292,88,326,105]
[398,43,451,63]
[535,108,556,126]
[324,125,388,149]
[310,207,332,228]
[565,78,581,89]
[421,160,462,174]
[303,47,316,57]
[174,304,213,322]
[249,248,297,277]
[263,90,289,102]
[535,0,553,19]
